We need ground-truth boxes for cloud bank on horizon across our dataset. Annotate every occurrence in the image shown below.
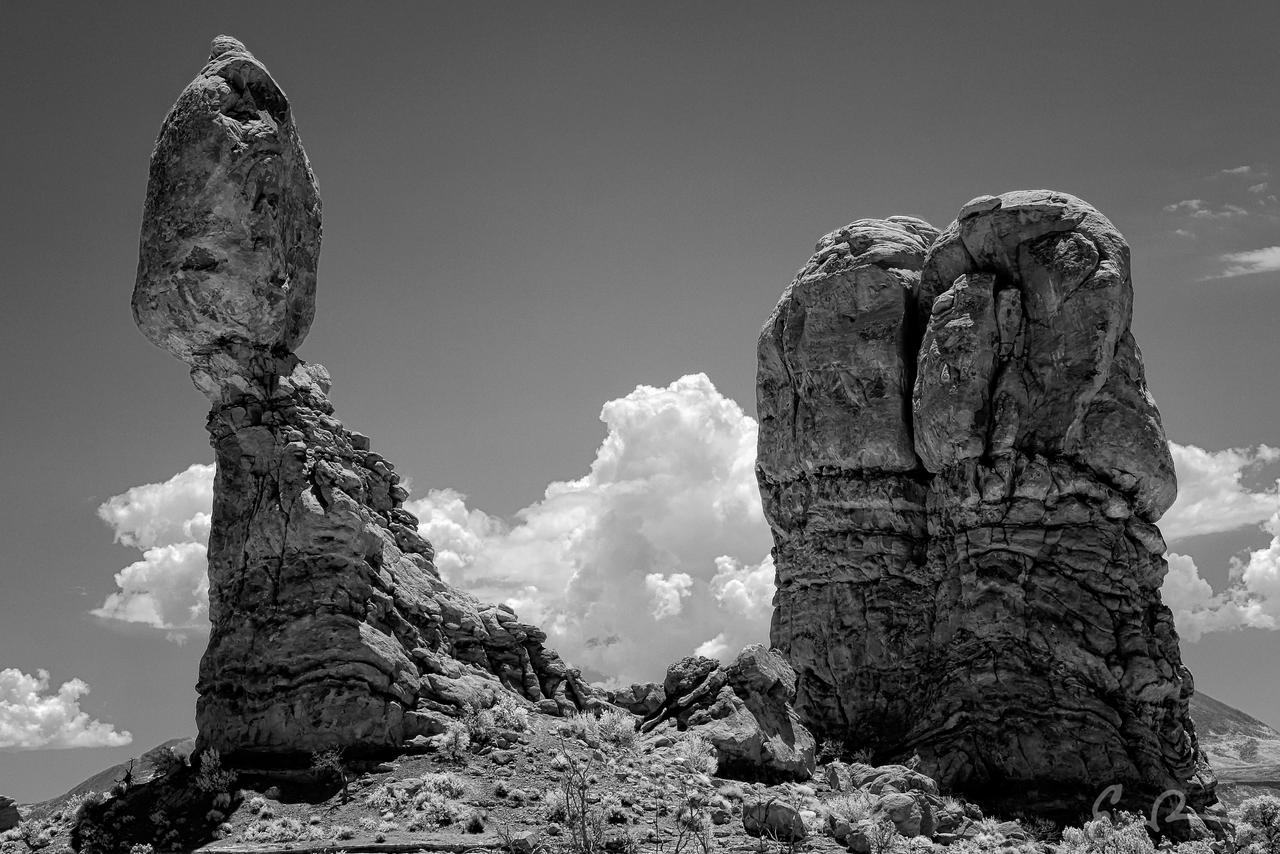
[86,374,1280,681]
[0,668,132,751]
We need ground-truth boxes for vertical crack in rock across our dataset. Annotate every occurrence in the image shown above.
[756,191,1215,822]
[133,36,593,767]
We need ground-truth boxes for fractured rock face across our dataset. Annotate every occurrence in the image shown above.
[134,37,592,764]
[757,191,1212,820]
[133,36,320,381]
[640,645,816,783]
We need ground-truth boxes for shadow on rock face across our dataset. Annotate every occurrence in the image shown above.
[756,190,1211,821]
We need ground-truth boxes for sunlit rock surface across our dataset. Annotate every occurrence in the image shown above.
[133,37,592,765]
[756,191,1214,821]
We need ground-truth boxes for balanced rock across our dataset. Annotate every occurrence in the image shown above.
[133,37,592,764]
[757,192,1213,820]
[641,645,815,783]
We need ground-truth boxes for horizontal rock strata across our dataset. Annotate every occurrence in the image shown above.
[133,37,591,765]
[756,192,1214,821]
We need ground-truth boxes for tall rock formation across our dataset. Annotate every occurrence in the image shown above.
[757,192,1215,821]
[133,36,590,765]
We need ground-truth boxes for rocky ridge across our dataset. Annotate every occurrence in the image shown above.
[132,36,593,765]
[756,192,1216,825]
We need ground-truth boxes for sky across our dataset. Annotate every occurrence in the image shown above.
[1,0,1278,802]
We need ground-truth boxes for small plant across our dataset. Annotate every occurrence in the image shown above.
[672,786,713,854]
[242,817,306,843]
[463,809,487,834]
[462,704,498,744]
[561,712,601,745]
[311,748,349,801]
[826,790,875,825]
[673,732,718,776]
[552,742,607,853]
[1236,795,1280,854]
[1059,812,1154,854]
[544,789,570,823]
[866,817,901,854]
[850,747,874,764]
[411,790,462,828]
[598,708,639,750]
[194,748,237,794]
[440,721,472,763]
[492,695,531,732]
[332,825,356,840]
[420,771,467,799]
[716,782,746,803]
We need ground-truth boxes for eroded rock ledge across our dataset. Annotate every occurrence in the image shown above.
[133,37,591,765]
[756,192,1215,822]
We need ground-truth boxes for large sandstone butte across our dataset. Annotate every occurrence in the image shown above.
[757,191,1216,820]
[133,36,591,765]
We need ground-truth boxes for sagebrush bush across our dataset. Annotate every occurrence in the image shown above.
[241,817,306,843]
[410,791,461,829]
[419,772,466,799]
[462,705,498,743]
[561,712,600,745]
[673,732,718,775]
[826,790,876,825]
[1236,795,1280,854]
[491,695,531,732]
[1059,812,1154,854]
[544,789,570,823]
[439,721,471,763]
[597,708,638,750]
[193,749,236,794]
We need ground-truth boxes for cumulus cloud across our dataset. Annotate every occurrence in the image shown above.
[1163,516,1280,642]
[1211,246,1280,279]
[1219,166,1257,176]
[1163,444,1280,540]
[1159,444,1280,640]
[0,668,132,750]
[96,395,1279,666]
[406,374,776,682]
[93,464,213,636]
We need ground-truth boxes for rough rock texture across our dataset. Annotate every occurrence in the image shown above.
[0,797,20,832]
[640,645,816,783]
[133,37,591,765]
[757,192,1214,821]
[604,682,666,717]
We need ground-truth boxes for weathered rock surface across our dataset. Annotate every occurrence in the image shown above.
[133,36,320,381]
[604,681,665,717]
[640,645,815,783]
[742,796,808,842]
[757,192,1213,821]
[133,37,591,765]
[0,797,20,832]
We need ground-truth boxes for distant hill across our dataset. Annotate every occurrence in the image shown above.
[1190,692,1280,808]
[21,737,194,817]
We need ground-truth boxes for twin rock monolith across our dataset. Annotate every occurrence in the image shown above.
[133,37,591,765]
[757,192,1215,819]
